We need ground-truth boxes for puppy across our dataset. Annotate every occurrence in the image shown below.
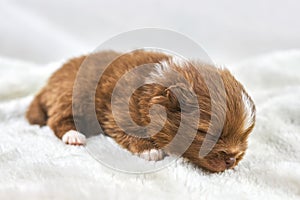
[26,50,255,172]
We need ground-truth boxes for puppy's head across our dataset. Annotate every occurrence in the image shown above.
[149,59,256,172]
[189,67,255,173]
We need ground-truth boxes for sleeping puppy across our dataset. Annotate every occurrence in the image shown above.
[26,50,255,173]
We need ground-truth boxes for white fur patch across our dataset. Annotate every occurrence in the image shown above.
[154,61,170,77]
[145,56,189,84]
[242,92,255,131]
[62,130,86,145]
[137,149,165,161]
[145,61,171,84]
[171,56,189,68]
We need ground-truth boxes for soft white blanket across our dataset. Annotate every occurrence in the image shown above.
[0,51,299,200]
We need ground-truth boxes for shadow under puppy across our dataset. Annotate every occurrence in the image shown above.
[26,50,256,172]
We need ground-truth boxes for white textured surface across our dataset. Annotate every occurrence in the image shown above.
[0,50,300,200]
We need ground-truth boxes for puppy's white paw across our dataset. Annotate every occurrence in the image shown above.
[138,149,165,161]
[62,130,86,145]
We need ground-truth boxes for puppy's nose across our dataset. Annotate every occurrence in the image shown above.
[225,157,236,168]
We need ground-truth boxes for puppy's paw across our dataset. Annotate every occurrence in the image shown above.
[62,130,86,145]
[137,149,165,161]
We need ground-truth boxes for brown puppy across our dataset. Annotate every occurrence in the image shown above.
[26,50,255,172]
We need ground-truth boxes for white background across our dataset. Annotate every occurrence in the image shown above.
[0,0,300,65]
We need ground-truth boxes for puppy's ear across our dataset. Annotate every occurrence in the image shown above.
[150,83,198,113]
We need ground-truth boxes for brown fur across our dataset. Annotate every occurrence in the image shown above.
[26,50,255,172]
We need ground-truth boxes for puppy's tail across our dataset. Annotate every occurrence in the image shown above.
[26,92,48,126]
